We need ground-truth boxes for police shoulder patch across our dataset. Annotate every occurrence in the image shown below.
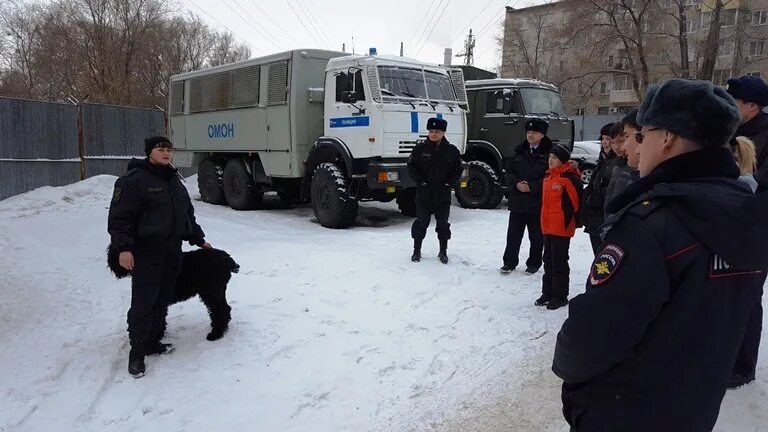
[589,243,626,286]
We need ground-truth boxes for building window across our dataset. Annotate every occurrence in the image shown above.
[750,41,765,56]
[686,18,699,33]
[683,0,699,6]
[600,81,610,94]
[719,40,734,57]
[574,108,585,116]
[720,9,737,27]
[597,107,609,115]
[713,69,731,87]
[748,72,762,78]
[753,11,768,26]
[612,74,632,91]
[702,11,711,30]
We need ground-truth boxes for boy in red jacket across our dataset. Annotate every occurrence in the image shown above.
[537,144,583,310]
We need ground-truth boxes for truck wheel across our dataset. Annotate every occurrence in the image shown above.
[223,159,263,210]
[455,161,503,209]
[311,162,358,228]
[396,188,417,217]
[198,158,226,205]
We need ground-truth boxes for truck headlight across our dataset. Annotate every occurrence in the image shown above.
[378,171,399,182]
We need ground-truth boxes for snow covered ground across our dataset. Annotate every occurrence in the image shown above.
[0,175,765,432]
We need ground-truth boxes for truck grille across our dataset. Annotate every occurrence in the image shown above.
[398,136,426,155]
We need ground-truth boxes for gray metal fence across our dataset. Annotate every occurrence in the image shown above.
[0,97,169,200]
[573,114,625,142]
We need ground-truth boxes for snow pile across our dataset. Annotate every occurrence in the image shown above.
[0,177,765,432]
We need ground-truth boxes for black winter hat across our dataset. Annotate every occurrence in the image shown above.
[637,78,739,148]
[427,117,448,131]
[525,118,549,134]
[550,144,571,163]
[144,136,172,156]
[726,75,768,107]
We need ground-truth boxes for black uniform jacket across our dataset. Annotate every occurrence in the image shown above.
[504,137,553,213]
[407,137,463,204]
[553,147,768,432]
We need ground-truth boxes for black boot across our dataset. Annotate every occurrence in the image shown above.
[438,239,449,264]
[411,239,422,262]
[128,343,146,378]
[145,341,174,355]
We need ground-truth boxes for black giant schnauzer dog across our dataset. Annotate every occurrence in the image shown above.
[108,246,239,341]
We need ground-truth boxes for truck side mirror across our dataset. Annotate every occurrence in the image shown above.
[341,91,357,104]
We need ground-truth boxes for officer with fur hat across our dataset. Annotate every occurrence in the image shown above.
[553,79,768,432]
[727,75,768,192]
[727,75,768,389]
[407,117,463,264]
[108,136,210,377]
[500,118,553,274]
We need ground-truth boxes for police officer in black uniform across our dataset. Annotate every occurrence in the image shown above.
[407,117,463,264]
[108,136,209,377]
[552,79,768,432]
[500,118,552,274]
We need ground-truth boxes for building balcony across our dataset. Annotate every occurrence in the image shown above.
[609,90,639,104]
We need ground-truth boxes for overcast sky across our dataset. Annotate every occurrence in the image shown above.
[179,0,548,71]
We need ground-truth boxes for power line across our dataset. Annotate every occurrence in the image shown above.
[413,0,453,58]
[186,0,263,55]
[285,0,321,47]
[302,0,336,47]
[475,0,517,39]
[449,0,496,45]
[247,0,300,46]
[409,0,446,56]
[295,0,333,48]
[228,0,284,50]
[405,0,439,53]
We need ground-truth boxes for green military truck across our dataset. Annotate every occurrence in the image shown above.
[455,78,574,209]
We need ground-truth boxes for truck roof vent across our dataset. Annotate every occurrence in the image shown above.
[449,68,469,107]
[366,65,382,102]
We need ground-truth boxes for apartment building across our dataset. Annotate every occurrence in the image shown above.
[501,0,768,115]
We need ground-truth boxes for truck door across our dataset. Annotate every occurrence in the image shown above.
[326,69,371,158]
[482,89,525,158]
[266,61,292,176]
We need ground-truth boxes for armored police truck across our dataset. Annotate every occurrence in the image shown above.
[455,79,574,209]
[168,49,468,228]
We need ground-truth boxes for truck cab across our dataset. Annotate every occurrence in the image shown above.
[455,79,574,209]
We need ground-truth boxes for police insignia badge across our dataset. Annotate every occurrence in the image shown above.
[112,187,122,202]
[589,244,625,286]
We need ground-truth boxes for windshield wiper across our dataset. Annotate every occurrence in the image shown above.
[380,88,396,96]
[401,91,417,98]
[549,111,562,118]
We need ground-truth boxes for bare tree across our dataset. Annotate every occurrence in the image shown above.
[699,0,727,80]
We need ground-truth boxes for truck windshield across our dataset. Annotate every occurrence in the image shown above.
[519,88,565,116]
[377,66,456,102]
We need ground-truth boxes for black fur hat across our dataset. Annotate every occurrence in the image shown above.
[727,75,768,107]
[637,79,739,148]
[525,118,549,134]
[144,136,172,157]
[550,144,571,163]
[426,117,448,131]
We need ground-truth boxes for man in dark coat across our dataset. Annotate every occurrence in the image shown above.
[553,79,768,432]
[726,75,768,388]
[500,118,552,274]
[604,110,641,219]
[407,117,463,264]
[583,123,617,254]
[108,136,210,377]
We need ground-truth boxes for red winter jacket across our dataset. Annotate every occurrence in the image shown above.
[541,162,582,237]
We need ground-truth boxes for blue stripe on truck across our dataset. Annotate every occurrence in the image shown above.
[329,116,370,128]
[410,112,419,133]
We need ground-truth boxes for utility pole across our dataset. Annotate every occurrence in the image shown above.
[342,42,346,53]
[455,29,476,66]
[400,42,404,57]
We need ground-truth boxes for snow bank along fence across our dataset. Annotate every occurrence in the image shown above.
[0,97,168,200]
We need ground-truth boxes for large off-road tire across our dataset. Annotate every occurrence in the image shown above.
[311,162,358,228]
[223,159,263,210]
[455,160,503,209]
[396,188,417,217]
[197,158,226,205]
